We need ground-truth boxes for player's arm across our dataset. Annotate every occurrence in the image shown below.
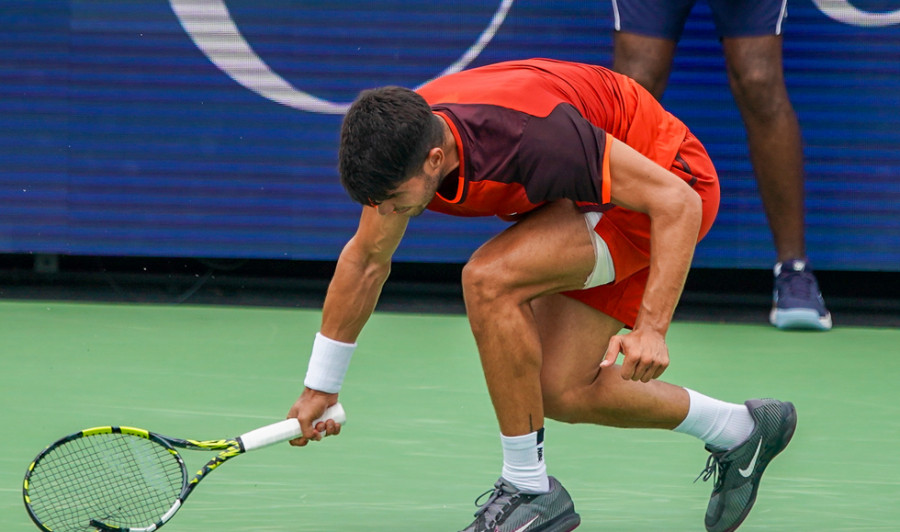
[289,206,409,444]
[321,205,409,341]
[600,136,702,382]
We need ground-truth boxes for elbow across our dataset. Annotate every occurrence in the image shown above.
[673,184,703,239]
[683,187,703,235]
[651,183,703,240]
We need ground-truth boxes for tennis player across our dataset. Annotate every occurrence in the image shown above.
[288,59,796,532]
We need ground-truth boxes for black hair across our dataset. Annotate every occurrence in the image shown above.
[338,86,444,205]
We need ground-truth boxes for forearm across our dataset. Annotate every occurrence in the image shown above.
[606,137,703,336]
[320,238,392,343]
[634,188,702,335]
[302,239,391,396]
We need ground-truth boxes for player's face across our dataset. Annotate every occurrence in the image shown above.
[376,169,441,217]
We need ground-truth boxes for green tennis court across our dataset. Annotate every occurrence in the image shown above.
[2,299,898,531]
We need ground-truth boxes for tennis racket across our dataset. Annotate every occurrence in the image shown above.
[23,403,346,532]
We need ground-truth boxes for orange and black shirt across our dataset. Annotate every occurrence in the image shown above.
[416,58,691,221]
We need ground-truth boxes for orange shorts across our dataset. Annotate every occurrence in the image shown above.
[562,131,720,328]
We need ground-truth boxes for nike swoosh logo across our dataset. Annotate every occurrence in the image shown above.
[509,516,540,532]
[738,439,763,477]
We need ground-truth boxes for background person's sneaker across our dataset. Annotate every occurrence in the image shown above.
[770,259,832,330]
[699,399,797,532]
[459,476,580,532]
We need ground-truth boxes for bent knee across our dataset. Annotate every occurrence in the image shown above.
[461,255,517,306]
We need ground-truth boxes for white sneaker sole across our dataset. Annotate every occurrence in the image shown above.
[770,308,833,330]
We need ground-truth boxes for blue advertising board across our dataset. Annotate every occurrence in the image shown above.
[2,1,899,270]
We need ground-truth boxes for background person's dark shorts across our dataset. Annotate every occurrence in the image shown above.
[611,0,788,40]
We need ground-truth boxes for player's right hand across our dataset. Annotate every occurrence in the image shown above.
[600,328,669,383]
[287,388,341,447]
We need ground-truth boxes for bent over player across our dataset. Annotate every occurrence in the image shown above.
[288,59,796,532]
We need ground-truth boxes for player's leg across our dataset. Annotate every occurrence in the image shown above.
[535,293,689,428]
[534,293,797,532]
[610,0,693,98]
[714,0,831,330]
[533,292,753,444]
[461,200,594,441]
[458,199,595,532]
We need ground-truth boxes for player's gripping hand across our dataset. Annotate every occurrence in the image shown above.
[287,388,342,446]
[599,328,670,383]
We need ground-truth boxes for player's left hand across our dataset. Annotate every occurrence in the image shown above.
[600,328,669,382]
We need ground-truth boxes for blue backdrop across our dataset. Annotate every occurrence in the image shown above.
[2,1,899,270]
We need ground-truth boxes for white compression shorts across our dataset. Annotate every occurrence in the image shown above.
[582,211,616,288]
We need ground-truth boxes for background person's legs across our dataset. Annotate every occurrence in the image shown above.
[722,35,831,331]
[722,35,805,262]
[612,32,677,99]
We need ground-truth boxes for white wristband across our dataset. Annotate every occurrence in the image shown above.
[304,332,356,393]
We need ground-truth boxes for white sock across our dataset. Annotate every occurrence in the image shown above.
[673,388,756,451]
[501,428,549,493]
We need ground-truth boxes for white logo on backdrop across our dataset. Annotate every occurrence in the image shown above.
[169,0,514,114]
[811,0,900,27]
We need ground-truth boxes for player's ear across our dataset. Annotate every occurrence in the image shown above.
[424,146,443,173]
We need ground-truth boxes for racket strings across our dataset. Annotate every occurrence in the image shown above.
[27,433,185,531]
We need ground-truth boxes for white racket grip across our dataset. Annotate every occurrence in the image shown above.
[239,403,346,452]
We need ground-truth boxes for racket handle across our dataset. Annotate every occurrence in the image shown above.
[239,403,346,452]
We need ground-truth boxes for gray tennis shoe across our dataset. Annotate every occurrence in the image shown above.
[459,476,580,532]
[698,399,797,532]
